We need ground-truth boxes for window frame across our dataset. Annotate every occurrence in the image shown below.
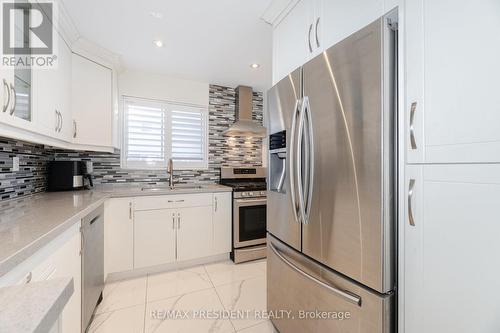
[121,96,209,170]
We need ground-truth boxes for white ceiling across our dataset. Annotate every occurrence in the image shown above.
[62,0,273,91]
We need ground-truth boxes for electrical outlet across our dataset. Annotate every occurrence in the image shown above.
[12,157,19,172]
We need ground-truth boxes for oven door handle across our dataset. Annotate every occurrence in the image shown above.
[235,199,267,205]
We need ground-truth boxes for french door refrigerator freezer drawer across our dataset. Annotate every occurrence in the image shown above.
[267,235,393,333]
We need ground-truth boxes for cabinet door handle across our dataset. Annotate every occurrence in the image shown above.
[2,79,10,113]
[9,83,16,115]
[129,202,133,220]
[315,17,321,48]
[408,179,416,226]
[25,272,32,284]
[214,196,218,212]
[409,102,417,150]
[172,213,175,229]
[80,227,84,256]
[55,110,59,132]
[308,23,313,53]
[59,112,63,132]
[177,213,181,229]
[73,120,77,138]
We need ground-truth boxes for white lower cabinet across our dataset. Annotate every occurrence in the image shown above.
[50,230,81,333]
[104,198,134,277]
[134,208,177,269]
[3,224,81,333]
[404,164,500,332]
[106,192,232,273]
[212,193,232,255]
[176,206,213,261]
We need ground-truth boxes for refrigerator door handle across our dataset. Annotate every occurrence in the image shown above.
[302,96,314,224]
[289,99,302,224]
[269,242,362,306]
[296,97,307,224]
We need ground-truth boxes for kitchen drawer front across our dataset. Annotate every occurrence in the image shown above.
[134,193,213,211]
[267,234,394,333]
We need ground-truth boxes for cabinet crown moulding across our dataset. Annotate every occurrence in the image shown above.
[261,0,300,26]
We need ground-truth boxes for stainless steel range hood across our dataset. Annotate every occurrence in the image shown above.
[223,86,266,137]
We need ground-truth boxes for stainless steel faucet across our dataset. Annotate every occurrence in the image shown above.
[168,158,174,189]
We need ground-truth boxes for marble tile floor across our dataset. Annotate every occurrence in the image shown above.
[88,259,277,333]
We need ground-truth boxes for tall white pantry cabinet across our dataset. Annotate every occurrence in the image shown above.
[271,0,500,332]
[402,0,500,332]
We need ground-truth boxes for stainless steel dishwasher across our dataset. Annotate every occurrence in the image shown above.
[81,205,104,332]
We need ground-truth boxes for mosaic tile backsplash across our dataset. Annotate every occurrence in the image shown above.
[0,85,264,201]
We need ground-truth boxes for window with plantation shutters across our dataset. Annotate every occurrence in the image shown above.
[122,97,208,170]
[170,106,208,168]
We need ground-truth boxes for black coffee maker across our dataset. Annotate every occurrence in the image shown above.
[47,161,94,191]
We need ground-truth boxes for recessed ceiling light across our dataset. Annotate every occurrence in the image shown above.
[150,11,163,19]
[250,63,260,69]
[153,40,164,48]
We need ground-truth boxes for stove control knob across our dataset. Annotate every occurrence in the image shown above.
[248,192,254,197]
[260,191,266,196]
[241,192,248,197]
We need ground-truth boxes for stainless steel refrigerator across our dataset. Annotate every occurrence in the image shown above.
[267,11,397,333]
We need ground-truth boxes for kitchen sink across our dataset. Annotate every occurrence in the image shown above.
[140,185,204,191]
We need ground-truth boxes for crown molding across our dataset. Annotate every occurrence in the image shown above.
[71,38,123,71]
[260,0,300,27]
[48,0,123,71]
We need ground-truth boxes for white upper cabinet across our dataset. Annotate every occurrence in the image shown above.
[320,0,384,50]
[71,53,113,148]
[273,0,313,83]
[272,0,389,84]
[404,164,500,332]
[405,0,500,163]
[34,34,73,142]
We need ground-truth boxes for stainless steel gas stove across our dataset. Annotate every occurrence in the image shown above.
[220,167,267,263]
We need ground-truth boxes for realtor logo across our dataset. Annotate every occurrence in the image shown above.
[1,0,57,68]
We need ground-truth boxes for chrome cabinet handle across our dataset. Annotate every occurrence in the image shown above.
[214,196,218,212]
[177,213,181,229]
[80,226,85,256]
[289,99,301,224]
[73,120,77,138]
[409,102,417,150]
[2,79,10,113]
[55,110,59,132]
[168,199,185,203]
[129,202,133,220]
[270,242,362,306]
[9,83,16,115]
[308,23,313,53]
[58,111,63,132]
[172,213,175,229]
[315,17,321,48]
[408,179,416,226]
[25,272,32,284]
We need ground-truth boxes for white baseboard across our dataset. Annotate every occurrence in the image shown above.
[105,253,230,283]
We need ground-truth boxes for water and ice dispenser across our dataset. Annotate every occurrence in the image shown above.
[269,131,287,193]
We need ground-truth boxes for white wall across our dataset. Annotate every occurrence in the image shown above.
[118,71,209,107]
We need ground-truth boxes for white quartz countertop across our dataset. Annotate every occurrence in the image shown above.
[0,184,232,278]
[0,277,73,333]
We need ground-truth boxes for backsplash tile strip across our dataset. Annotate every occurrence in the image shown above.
[0,138,52,200]
[0,85,263,201]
